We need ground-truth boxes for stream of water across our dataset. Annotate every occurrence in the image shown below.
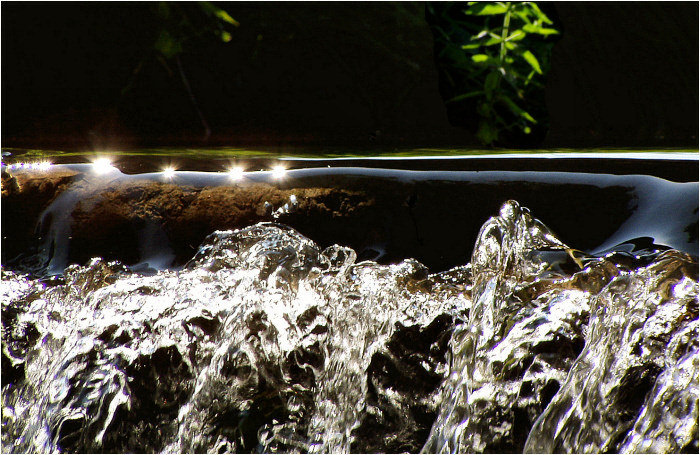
[1,152,698,453]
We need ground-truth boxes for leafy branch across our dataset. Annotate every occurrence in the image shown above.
[121,2,239,140]
[434,2,559,146]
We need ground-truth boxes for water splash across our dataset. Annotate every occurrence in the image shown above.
[524,250,698,453]
[2,201,697,453]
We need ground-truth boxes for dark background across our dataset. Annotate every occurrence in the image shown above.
[2,1,698,150]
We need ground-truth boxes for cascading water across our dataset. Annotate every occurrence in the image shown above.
[422,202,698,453]
[2,197,697,453]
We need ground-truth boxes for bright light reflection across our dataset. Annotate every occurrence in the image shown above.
[162,166,176,180]
[6,161,53,172]
[228,166,244,181]
[271,165,287,179]
[92,157,115,175]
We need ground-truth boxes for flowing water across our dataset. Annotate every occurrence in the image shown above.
[1,151,698,453]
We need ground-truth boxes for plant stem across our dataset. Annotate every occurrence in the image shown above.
[499,3,512,68]
[482,2,513,146]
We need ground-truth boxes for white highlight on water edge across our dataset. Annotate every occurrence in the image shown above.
[5,161,53,172]
[162,166,176,180]
[272,165,287,179]
[228,166,244,181]
[91,157,116,175]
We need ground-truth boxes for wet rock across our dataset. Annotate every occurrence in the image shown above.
[351,314,455,453]
[5,163,697,277]
[1,168,78,269]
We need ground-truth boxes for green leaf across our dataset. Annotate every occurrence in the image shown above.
[477,121,498,145]
[461,42,482,50]
[510,3,532,17]
[154,30,182,59]
[477,101,492,117]
[447,90,485,103]
[529,3,554,24]
[471,54,490,63]
[214,9,239,27]
[200,2,240,27]
[520,49,542,74]
[220,31,232,42]
[464,3,509,16]
[505,30,526,42]
[485,71,500,93]
[525,69,536,86]
[483,32,504,46]
[499,95,537,123]
[513,10,534,25]
[522,24,559,35]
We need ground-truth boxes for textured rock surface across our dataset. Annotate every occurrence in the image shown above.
[4,163,697,276]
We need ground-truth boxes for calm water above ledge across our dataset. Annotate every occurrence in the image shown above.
[3,147,698,181]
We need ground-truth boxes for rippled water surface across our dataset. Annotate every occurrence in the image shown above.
[2,198,697,453]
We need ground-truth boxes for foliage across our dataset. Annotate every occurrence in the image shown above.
[128,2,239,139]
[428,2,559,146]
[152,2,239,60]
[122,2,239,97]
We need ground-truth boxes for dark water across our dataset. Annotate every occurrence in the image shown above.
[1,150,698,453]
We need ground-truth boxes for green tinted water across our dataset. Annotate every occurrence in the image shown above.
[3,146,698,161]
